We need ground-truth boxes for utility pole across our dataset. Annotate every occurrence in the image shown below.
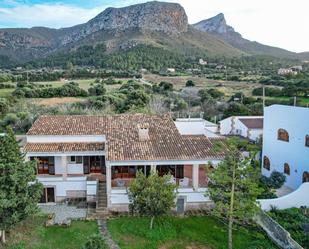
[263,86,265,109]
[294,96,297,106]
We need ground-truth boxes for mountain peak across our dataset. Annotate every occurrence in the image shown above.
[193,13,234,34]
[88,1,188,35]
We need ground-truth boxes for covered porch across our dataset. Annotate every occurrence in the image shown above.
[109,164,211,189]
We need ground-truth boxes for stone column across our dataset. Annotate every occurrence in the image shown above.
[61,155,67,181]
[151,164,156,172]
[106,163,112,207]
[192,164,199,190]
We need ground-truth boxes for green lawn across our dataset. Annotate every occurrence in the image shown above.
[107,216,277,249]
[3,216,98,249]
[267,96,309,105]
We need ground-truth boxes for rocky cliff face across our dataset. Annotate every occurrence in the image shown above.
[0,1,189,61]
[193,13,241,39]
[193,13,297,59]
[59,1,188,45]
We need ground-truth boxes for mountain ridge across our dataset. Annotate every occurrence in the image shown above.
[193,13,300,59]
[0,1,306,66]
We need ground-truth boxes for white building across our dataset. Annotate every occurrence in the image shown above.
[199,59,208,65]
[219,116,263,141]
[278,68,297,75]
[24,114,226,212]
[174,118,219,137]
[262,105,309,190]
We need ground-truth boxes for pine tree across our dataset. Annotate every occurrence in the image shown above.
[0,126,42,243]
[206,138,262,249]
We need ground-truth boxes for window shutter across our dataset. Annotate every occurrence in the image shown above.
[83,156,90,174]
[48,164,55,175]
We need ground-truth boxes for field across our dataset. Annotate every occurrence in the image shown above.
[143,74,263,96]
[2,216,98,249]
[107,216,277,249]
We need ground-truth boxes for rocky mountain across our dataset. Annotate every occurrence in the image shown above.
[193,13,299,59]
[0,1,242,64]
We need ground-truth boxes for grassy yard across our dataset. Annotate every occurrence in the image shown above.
[2,216,98,249]
[107,216,277,249]
[267,96,309,106]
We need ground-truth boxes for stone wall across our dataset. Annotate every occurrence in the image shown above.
[254,210,303,249]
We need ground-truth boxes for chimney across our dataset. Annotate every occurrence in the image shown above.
[138,123,150,141]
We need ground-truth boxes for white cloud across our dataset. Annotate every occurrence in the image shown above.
[0,4,103,28]
[0,0,308,52]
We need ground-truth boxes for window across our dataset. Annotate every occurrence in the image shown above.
[303,171,309,183]
[305,135,309,147]
[70,156,76,163]
[278,129,289,142]
[76,156,83,164]
[32,157,55,175]
[284,163,290,175]
[263,156,270,171]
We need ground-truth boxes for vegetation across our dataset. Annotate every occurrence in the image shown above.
[207,138,262,249]
[128,170,176,229]
[2,216,98,249]
[268,208,309,248]
[107,216,277,249]
[81,234,108,249]
[0,127,43,243]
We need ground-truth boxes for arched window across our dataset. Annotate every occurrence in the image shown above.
[284,163,290,175]
[263,156,270,171]
[305,135,309,147]
[303,171,309,183]
[278,129,289,142]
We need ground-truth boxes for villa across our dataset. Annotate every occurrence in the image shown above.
[262,105,309,190]
[24,114,225,212]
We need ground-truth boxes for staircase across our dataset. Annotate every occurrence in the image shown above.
[96,180,108,217]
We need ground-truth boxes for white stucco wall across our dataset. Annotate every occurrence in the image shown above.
[248,129,263,141]
[27,135,105,143]
[110,188,210,205]
[219,117,233,135]
[262,105,309,190]
[174,118,219,137]
[258,182,309,211]
[37,176,87,197]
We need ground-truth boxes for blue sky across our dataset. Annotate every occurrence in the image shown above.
[0,0,308,52]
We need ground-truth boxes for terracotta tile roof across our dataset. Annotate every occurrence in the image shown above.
[239,118,263,129]
[26,114,225,161]
[24,142,104,153]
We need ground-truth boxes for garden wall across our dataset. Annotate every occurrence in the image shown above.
[254,211,303,249]
[257,183,309,211]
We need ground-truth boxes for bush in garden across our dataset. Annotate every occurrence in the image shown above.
[81,234,108,249]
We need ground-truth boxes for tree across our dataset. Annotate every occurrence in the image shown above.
[185,80,195,87]
[128,170,176,229]
[0,127,42,243]
[206,139,262,249]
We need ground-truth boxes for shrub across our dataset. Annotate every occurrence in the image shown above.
[185,80,195,87]
[81,234,107,249]
[260,171,286,189]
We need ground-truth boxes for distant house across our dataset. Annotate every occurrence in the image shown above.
[215,65,226,70]
[278,67,300,75]
[199,59,208,65]
[24,114,226,211]
[290,65,303,72]
[219,116,263,141]
[167,68,176,73]
[262,105,309,190]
